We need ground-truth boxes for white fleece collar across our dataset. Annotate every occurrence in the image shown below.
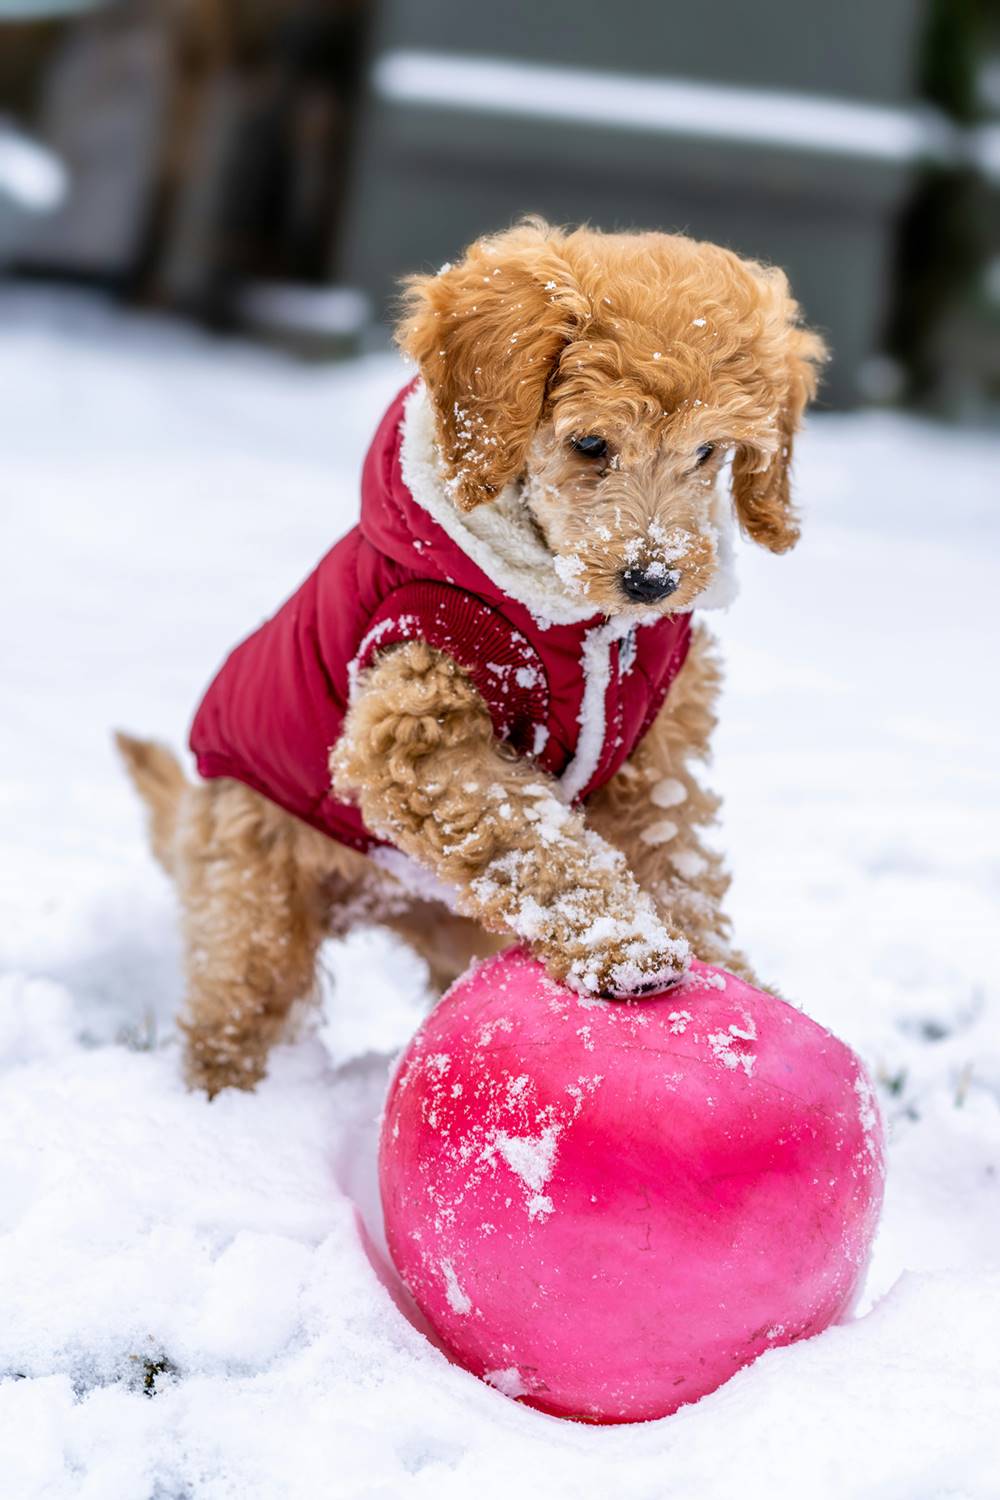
[398,380,737,626]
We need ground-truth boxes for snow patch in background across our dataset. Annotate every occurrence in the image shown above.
[0,291,998,1499]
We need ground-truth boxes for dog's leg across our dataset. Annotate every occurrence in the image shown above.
[117,734,328,1093]
[331,642,689,996]
[587,625,755,982]
[170,778,335,1095]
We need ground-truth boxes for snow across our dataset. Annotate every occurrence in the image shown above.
[650,776,686,808]
[440,1259,473,1316]
[706,1014,757,1076]
[974,123,1000,184]
[492,1124,561,1195]
[0,122,66,213]
[483,1366,529,1398]
[237,282,370,337]
[372,50,955,165]
[640,817,678,845]
[1,289,999,1498]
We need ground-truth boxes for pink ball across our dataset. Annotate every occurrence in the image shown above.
[380,948,884,1423]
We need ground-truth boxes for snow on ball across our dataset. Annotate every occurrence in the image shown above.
[379,947,885,1424]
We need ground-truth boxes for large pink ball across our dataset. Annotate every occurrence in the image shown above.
[380,948,884,1423]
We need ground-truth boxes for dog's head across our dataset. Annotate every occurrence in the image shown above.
[397,219,827,616]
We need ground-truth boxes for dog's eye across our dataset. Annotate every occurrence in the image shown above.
[694,443,715,467]
[571,434,608,459]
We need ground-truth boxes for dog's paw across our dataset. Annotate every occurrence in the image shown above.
[182,1028,267,1098]
[541,893,691,1000]
[569,936,690,1000]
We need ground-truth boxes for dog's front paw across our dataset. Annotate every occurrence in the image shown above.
[568,932,690,1000]
[540,893,691,999]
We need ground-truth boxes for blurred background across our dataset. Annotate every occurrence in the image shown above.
[1,0,998,414]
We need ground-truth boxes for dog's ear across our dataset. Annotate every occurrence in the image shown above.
[397,220,587,510]
[730,280,828,554]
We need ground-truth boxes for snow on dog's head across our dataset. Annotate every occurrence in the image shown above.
[397,218,827,618]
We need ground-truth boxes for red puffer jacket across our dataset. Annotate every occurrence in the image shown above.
[190,382,692,853]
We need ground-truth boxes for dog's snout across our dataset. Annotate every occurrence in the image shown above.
[620,567,680,604]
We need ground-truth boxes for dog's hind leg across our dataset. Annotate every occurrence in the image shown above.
[168,779,335,1096]
[118,738,404,1094]
[117,737,322,1092]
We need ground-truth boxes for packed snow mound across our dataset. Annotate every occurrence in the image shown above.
[1,291,998,1498]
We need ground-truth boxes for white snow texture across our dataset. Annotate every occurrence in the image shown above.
[0,292,998,1500]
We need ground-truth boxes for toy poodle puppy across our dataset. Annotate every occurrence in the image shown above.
[118,218,825,1095]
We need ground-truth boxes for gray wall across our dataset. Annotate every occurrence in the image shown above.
[338,0,931,406]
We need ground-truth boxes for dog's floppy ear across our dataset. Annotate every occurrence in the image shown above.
[397,220,587,510]
[730,281,828,554]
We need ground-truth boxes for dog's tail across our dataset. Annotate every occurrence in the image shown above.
[114,732,189,876]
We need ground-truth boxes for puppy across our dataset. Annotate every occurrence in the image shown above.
[118,219,825,1095]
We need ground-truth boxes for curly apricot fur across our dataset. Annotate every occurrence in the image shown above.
[117,220,824,1092]
[400,218,826,552]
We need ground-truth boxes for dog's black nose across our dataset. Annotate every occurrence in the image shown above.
[620,567,680,604]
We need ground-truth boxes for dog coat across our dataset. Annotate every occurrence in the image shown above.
[190,381,693,854]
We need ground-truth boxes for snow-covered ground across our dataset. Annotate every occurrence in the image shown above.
[1,290,998,1499]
